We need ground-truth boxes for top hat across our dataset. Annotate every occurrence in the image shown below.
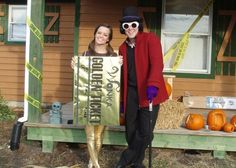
[120,6,142,23]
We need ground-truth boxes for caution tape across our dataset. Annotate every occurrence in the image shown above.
[26,62,42,81]
[172,33,189,71]
[164,0,214,71]
[25,94,41,110]
[164,40,180,63]
[186,0,214,33]
[164,32,190,71]
[26,17,44,47]
[25,16,44,110]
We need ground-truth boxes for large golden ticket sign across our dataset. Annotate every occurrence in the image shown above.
[73,56,121,126]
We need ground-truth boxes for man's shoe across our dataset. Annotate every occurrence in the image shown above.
[115,161,127,168]
[115,158,127,168]
[115,165,126,168]
[130,164,146,168]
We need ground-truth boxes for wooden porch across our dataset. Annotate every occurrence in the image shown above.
[25,101,236,159]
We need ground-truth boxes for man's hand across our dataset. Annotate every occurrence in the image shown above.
[146,86,158,101]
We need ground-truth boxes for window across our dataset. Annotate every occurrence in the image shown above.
[161,0,213,75]
[8,5,27,42]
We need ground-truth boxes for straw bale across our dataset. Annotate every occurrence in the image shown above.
[155,99,187,130]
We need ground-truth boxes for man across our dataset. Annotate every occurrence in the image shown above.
[116,6,168,168]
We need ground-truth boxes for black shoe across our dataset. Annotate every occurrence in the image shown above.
[115,157,128,168]
[130,164,146,168]
[67,119,73,124]
[115,165,126,168]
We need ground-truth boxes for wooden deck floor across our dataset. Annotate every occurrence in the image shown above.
[39,101,236,137]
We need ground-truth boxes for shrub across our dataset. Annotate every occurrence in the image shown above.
[0,93,15,121]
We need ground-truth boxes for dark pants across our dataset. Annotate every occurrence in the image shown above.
[120,86,159,165]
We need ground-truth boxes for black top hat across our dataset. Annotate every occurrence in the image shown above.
[120,6,142,23]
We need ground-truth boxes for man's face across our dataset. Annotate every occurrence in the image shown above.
[122,21,139,39]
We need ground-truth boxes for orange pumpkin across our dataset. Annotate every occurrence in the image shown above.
[165,82,172,97]
[185,113,205,130]
[230,115,236,131]
[207,109,226,131]
[223,123,234,133]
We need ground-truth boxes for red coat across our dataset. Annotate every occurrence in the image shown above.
[119,32,168,110]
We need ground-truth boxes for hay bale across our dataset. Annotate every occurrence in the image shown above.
[155,99,187,130]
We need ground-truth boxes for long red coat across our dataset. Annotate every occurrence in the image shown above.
[119,32,168,111]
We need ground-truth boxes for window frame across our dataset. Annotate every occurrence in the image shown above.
[161,0,214,78]
[7,4,27,43]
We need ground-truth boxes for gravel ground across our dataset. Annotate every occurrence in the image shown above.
[1,121,236,168]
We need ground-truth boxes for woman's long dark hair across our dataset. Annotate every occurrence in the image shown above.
[88,24,116,56]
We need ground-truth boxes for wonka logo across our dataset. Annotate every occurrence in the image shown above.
[105,66,120,107]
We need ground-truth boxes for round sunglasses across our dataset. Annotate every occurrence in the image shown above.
[122,21,139,30]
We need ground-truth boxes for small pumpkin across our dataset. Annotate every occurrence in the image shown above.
[165,82,172,97]
[185,113,204,130]
[207,109,226,131]
[230,115,236,131]
[223,123,234,133]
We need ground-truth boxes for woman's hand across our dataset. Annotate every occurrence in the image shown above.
[118,56,123,65]
[71,56,77,69]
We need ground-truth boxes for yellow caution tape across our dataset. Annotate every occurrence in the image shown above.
[25,17,44,110]
[26,62,42,81]
[164,40,180,63]
[164,0,214,71]
[26,17,44,47]
[25,94,41,110]
[186,0,214,33]
[172,33,189,71]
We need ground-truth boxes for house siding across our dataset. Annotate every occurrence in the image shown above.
[0,2,75,103]
[173,76,236,99]
[0,0,235,105]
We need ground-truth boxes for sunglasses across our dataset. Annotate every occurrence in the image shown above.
[122,21,139,30]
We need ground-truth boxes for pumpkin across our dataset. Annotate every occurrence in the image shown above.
[223,123,234,133]
[165,82,172,97]
[207,109,226,131]
[230,115,236,131]
[185,113,204,130]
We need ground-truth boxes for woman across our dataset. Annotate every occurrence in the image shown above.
[71,24,119,168]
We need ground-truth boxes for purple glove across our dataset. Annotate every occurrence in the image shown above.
[146,86,158,101]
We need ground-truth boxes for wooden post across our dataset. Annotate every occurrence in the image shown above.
[25,0,45,122]
[74,0,80,56]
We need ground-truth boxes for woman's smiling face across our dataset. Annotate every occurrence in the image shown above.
[95,26,110,45]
